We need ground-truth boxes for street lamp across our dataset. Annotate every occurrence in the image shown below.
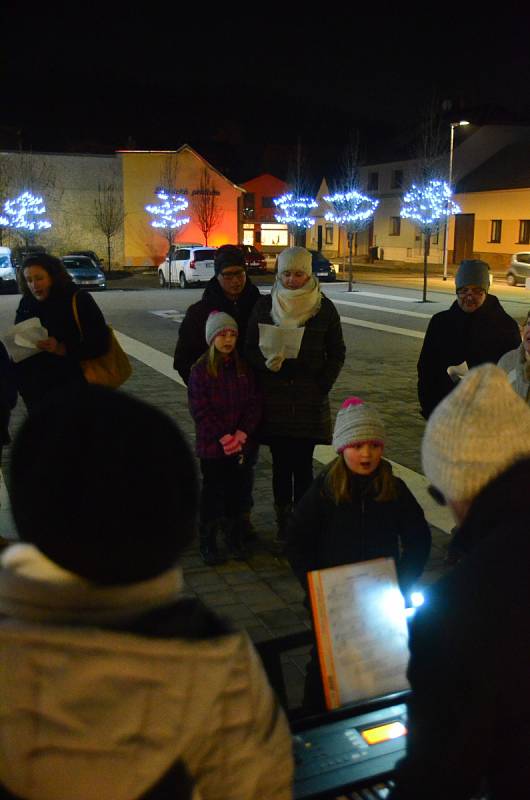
[442,120,470,280]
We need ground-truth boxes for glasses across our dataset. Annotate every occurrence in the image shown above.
[456,287,485,297]
[220,269,245,281]
[427,485,446,506]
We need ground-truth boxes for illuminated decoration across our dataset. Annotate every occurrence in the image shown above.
[323,190,379,227]
[0,192,52,232]
[145,190,190,231]
[410,591,425,608]
[400,180,460,231]
[274,193,317,229]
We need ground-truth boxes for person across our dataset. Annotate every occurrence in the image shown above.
[245,246,346,547]
[287,396,431,713]
[188,311,261,565]
[417,259,521,419]
[0,385,292,800]
[0,341,17,551]
[498,309,530,403]
[13,253,109,411]
[390,365,530,800]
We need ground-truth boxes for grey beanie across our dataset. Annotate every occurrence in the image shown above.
[455,259,490,292]
[332,397,386,452]
[422,364,530,502]
[205,310,238,346]
[277,246,312,276]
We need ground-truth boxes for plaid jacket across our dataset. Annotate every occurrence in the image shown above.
[188,355,262,459]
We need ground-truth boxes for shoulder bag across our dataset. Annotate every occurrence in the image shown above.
[72,293,132,389]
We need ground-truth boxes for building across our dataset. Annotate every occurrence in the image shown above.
[239,174,288,254]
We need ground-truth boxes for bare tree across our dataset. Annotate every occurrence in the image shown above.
[157,153,185,252]
[94,182,125,274]
[4,151,59,247]
[191,169,223,246]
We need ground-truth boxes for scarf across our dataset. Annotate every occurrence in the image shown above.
[270,275,322,328]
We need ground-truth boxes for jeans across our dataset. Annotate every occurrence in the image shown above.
[268,437,315,507]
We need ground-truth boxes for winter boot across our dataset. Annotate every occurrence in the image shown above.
[199,521,227,567]
[271,503,293,554]
[224,517,248,561]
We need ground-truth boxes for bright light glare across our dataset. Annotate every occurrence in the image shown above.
[378,586,407,627]
[410,591,425,608]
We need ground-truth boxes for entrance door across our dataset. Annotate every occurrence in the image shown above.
[317,225,323,251]
[453,214,475,263]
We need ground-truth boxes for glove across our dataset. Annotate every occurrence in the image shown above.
[234,429,248,445]
[219,434,242,456]
[265,354,284,372]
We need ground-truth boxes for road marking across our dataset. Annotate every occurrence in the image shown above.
[115,331,186,387]
[339,316,425,339]
[150,310,185,323]
[333,298,432,319]
[327,289,423,304]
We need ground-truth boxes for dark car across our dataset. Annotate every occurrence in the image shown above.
[236,244,268,275]
[11,245,47,271]
[309,250,338,282]
[66,250,105,270]
[62,255,107,290]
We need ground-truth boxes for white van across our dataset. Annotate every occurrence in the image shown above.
[0,247,18,292]
[158,245,216,289]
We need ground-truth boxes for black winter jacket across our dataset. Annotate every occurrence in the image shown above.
[14,283,108,410]
[245,294,346,443]
[286,465,431,598]
[417,295,521,418]
[390,459,530,800]
[173,276,261,384]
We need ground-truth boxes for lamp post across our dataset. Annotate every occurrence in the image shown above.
[442,120,469,280]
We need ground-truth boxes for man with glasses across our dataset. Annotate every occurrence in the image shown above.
[417,259,520,420]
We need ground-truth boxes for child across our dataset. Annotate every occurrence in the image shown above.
[286,396,431,712]
[188,311,261,565]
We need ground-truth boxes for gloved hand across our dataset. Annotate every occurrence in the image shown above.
[265,354,284,372]
[219,434,242,456]
[234,429,247,446]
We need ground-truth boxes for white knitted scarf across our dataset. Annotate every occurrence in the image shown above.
[270,275,322,328]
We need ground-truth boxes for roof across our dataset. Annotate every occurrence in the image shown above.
[455,142,530,192]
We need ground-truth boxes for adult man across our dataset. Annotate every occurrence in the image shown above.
[173,244,261,384]
[390,365,530,800]
[417,259,520,419]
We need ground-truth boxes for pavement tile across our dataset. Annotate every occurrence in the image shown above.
[246,625,274,643]
[214,604,260,624]
[193,589,239,606]
[245,597,289,613]
[256,608,300,627]
[222,571,262,586]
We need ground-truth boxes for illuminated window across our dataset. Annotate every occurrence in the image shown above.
[490,220,502,243]
[389,217,401,236]
[325,225,334,245]
[243,229,254,245]
[518,220,530,244]
[261,224,288,247]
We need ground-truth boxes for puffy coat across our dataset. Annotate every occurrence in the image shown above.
[390,459,530,800]
[245,294,345,443]
[286,464,431,599]
[173,277,261,385]
[0,556,293,800]
[417,295,521,418]
[13,283,109,410]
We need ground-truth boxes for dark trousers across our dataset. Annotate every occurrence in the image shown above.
[269,437,315,507]
[199,455,253,525]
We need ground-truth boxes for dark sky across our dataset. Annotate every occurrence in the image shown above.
[2,4,530,187]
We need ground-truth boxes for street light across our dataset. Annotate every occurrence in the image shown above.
[442,120,470,280]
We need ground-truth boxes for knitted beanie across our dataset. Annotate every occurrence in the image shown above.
[277,247,312,276]
[205,310,238,346]
[332,397,386,453]
[422,364,530,502]
[455,259,490,292]
[214,244,245,275]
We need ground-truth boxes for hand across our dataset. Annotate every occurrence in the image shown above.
[265,354,284,372]
[37,337,66,356]
[219,434,242,456]
[234,429,247,445]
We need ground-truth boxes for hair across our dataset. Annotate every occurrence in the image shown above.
[201,338,246,378]
[10,385,199,585]
[323,454,398,505]
[18,253,73,295]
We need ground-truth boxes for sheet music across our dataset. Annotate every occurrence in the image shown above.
[258,323,304,359]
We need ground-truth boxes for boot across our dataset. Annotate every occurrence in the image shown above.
[271,503,293,554]
[224,517,248,561]
[239,511,257,542]
[199,521,227,567]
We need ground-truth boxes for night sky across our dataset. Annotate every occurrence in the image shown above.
[2,4,530,188]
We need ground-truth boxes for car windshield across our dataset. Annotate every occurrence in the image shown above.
[0,256,11,269]
[194,250,216,262]
[64,258,98,271]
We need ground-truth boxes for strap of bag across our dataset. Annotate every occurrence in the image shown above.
[72,292,84,341]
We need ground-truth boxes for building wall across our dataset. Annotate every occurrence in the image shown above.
[121,149,242,267]
[240,173,288,253]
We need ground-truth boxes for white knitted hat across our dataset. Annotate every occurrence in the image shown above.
[422,364,530,502]
[277,247,312,276]
[332,397,386,453]
[205,311,238,346]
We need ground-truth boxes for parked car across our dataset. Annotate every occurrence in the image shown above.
[506,252,530,286]
[0,247,18,293]
[235,244,268,275]
[66,250,105,270]
[308,250,338,282]
[62,255,107,290]
[11,245,47,271]
[158,245,216,288]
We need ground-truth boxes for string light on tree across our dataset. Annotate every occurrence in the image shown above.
[145,190,190,230]
[274,193,317,229]
[0,192,52,232]
[323,189,378,291]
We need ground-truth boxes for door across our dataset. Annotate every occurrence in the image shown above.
[317,225,323,251]
[453,214,475,264]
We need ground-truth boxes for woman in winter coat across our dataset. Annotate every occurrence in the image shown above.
[188,311,261,565]
[13,254,109,410]
[245,246,346,547]
[287,397,431,713]
[498,309,530,404]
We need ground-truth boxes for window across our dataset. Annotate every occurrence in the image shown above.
[490,220,502,243]
[389,216,401,236]
[391,169,403,189]
[262,196,275,208]
[518,220,530,244]
[242,192,255,220]
[367,172,379,191]
[431,230,439,245]
[325,225,334,245]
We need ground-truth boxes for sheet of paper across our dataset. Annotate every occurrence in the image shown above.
[309,558,410,709]
[258,323,304,359]
[3,318,49,363]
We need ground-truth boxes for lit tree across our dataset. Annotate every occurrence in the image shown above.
[400,180,460,302]
[0,191,52,246]
[145,189,189,287]
[274,193,317,246]
[191,169,223,246]
[93,182,126,274]
[323,190,378,292]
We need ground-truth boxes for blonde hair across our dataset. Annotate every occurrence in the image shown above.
[323,455,398,505]
[195,342,247,379]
